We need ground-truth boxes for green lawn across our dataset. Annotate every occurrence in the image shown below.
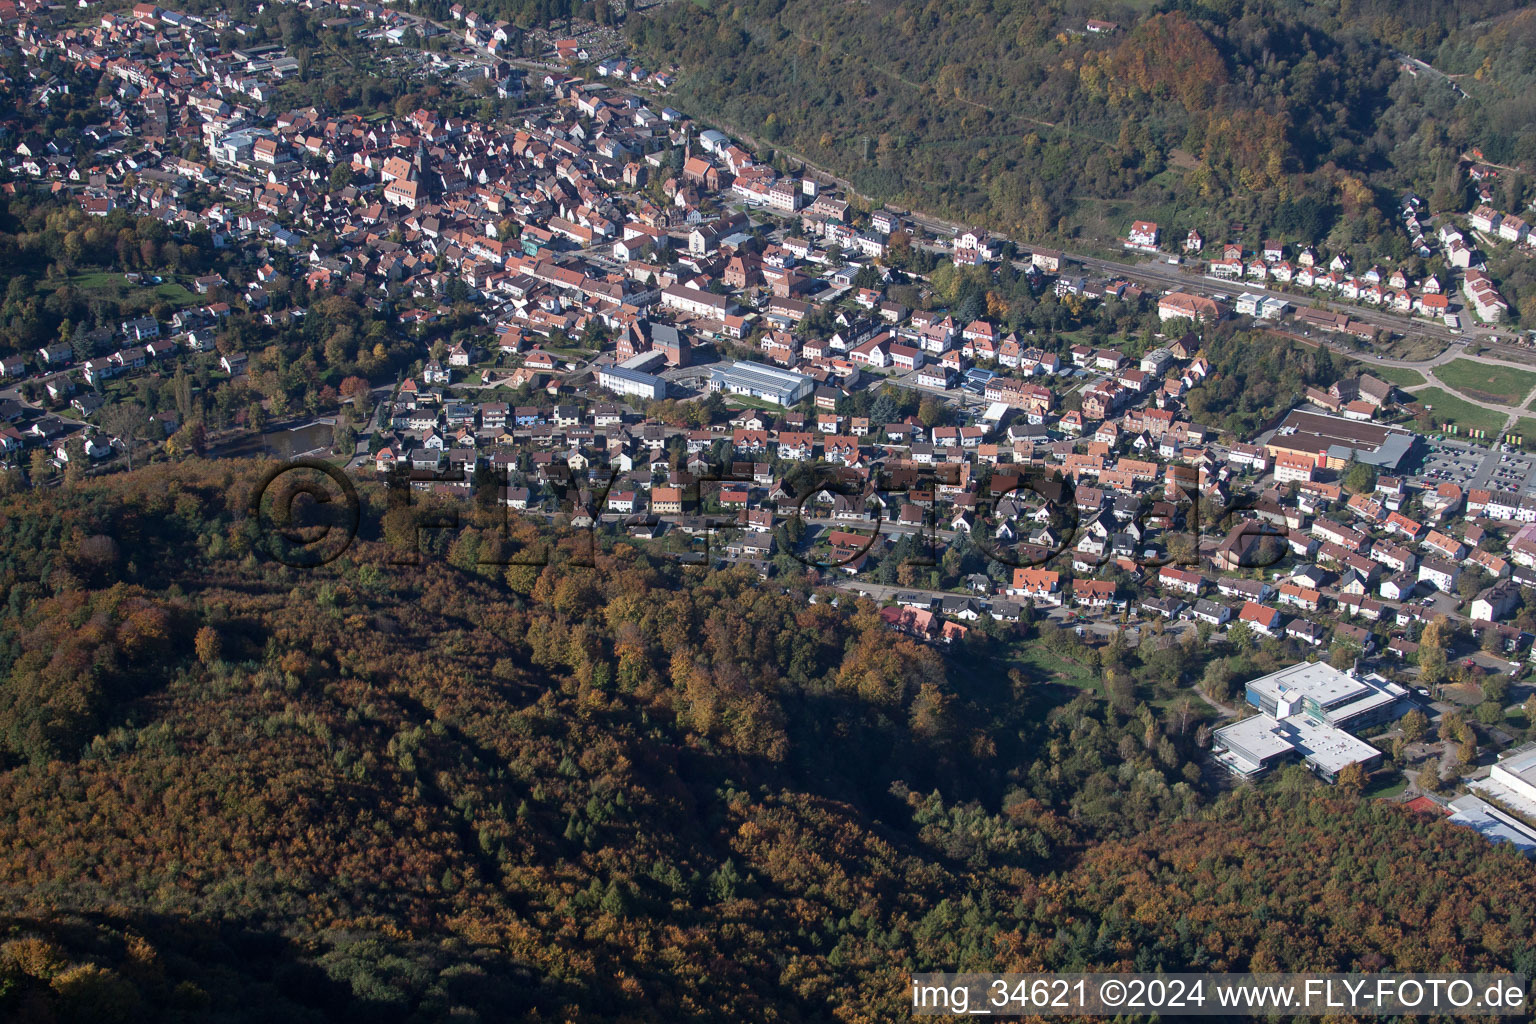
[1509,418,1536,449]
[1349,362,1425,388]
[1007,642,1100,692]
[70,271,120,288]
[1364,775,1408,799]
[1413,387,1508,438]
[1433,358,1536,406]
[69,272,200,310]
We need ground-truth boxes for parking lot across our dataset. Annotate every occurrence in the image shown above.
[1412,438,1536,495]
[1480,449,1536,492]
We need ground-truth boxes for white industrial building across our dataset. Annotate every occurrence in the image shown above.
[1445,795,1536,856]
[1468,746,1536,830]
[1488,746,1536,804]
[597,363,667,401]
[708,361,814,407]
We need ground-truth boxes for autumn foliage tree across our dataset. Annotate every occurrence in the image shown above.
[0,460,1531,1021]
[193,626,222,666]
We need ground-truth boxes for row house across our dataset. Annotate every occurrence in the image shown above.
[1422,530,1468,561]
[1072,579,1120,610]
[1218,577,1273,603]
[1418,556,1461,592]
[1191,599,1231,626]
[1468,547,1509,579]
[1312,518,1365,551]
[1345,493,1385,523]
[1277,582,1322,612]
[1372,541,1416,574]
[1383,510,1425,540]
[777,431,816,461]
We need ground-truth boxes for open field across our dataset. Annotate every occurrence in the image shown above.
[1006,642,1100,692]
[531,343,592,361]
[1433,358,1536,406]
[69,272,200,309]
[1413,387,1508,437]
[722,393,788,411]
[1373,333,1448,363]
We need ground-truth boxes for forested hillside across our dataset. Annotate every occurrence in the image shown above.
[628,0,1532,247]
[0,462,1532,1021]
[1431,4,1536,172]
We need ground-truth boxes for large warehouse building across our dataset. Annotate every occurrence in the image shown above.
[708,360,814,407]
[1264,409,1419,472]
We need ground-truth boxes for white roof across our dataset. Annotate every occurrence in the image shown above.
[1213,715,1295,763]
[1248,661,1368,710]
[1448,795,1536,855]
[1324,688,1400,724]
[1215,709,1381,776]
[1279,715,1381,775]
[981,401,1011,422]
[1495,746,1536,788]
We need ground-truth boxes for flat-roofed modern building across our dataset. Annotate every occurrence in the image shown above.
[1469,745,1536,828]
[620,350,668,373]
[1213,662,1407,782]
[1214,713,1384,782]
[598,364,667,401]
[1244,660,1406,731]
[709,360,814,407]
[1445,794,1536,856]
[1489,746,1536,805]
[1211,715,1297,775]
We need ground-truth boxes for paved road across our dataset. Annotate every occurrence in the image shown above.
[1395,52,1469,98]
[826,575,1197,640]
[606,58,1503,365]
[0,379,46,412]
[903,235,1487,358]
[342,385,395,469]
[660,89,1512,362]
[1309,340,1536,435]
[1071,251,1479,351]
